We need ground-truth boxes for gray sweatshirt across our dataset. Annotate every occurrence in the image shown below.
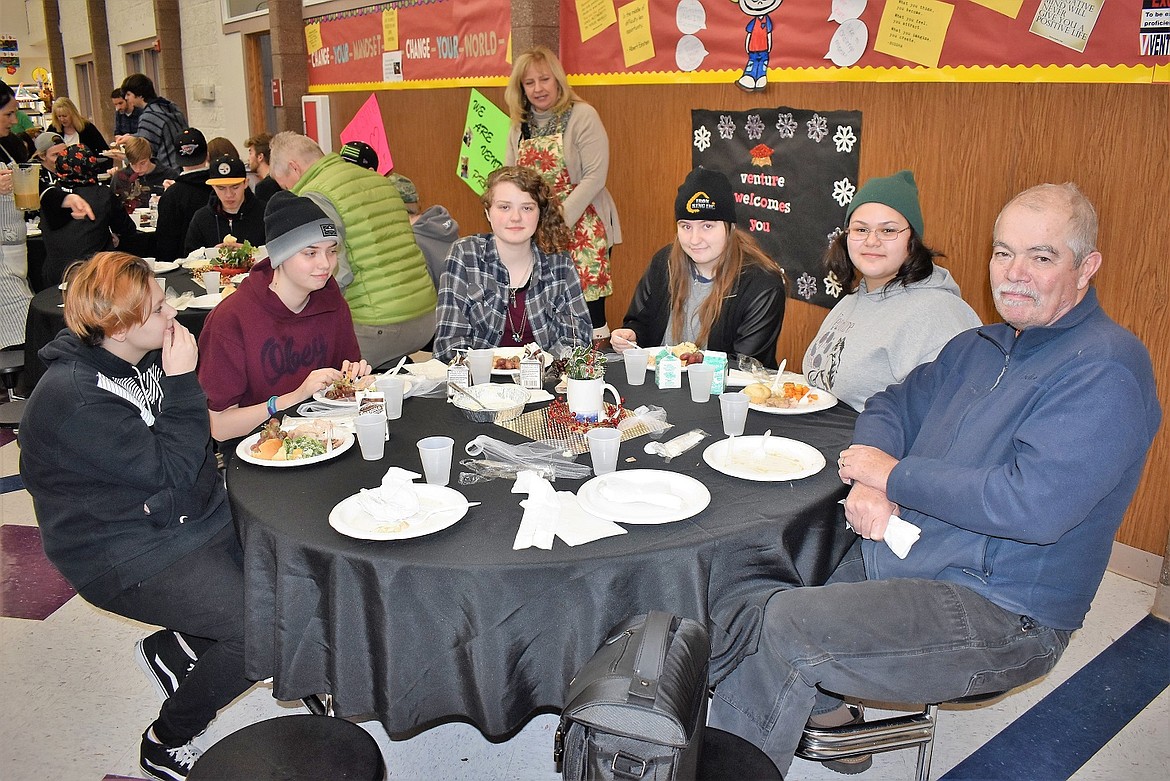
[802,266,981,412]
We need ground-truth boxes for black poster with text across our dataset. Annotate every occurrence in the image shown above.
[691,107,862,309]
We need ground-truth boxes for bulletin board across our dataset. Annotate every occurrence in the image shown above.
[305,0,511,92]
[559,0,1170,85]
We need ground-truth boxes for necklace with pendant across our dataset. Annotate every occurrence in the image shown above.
[507,286,528,342]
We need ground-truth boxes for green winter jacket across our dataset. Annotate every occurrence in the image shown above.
[293,154,436,325]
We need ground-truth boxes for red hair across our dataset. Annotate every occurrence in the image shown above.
[63,252,155,347]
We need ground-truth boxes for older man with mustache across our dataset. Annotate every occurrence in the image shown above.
[708,183,1161,776]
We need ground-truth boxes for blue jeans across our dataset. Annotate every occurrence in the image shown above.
[99,524,251,744]
[708,557,1071,774]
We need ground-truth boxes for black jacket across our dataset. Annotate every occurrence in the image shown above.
[621,245,787,368]
[19,333,230,604]
[40,183,137,285]
[184,187,267,253]
[155,168,212,262]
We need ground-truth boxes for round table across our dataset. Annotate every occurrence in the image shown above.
[20,265,208,394]
[230,372,859,738]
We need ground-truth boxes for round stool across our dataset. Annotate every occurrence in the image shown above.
[698,727,783,780]
[187,714,385,781]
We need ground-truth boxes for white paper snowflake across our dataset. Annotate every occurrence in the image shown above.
[833,125,857,153]
[775,113,797,138]
[745,114,765,140]
[717,114,736,140]
[832,178,856,207]
[693,125,712,152]
[807,114,828,143]
[824,272,843,299]
[797,273,818,300]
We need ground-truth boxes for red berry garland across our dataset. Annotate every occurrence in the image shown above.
[547,396,626,432]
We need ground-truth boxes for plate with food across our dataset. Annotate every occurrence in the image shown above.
[311,374,386,407]
[645,343,705,372]
[491,345,551,375]
[236,418,353,467]
[185,293,222,309]
[577,469,711,525]
[147,260,180,274]
[702,436,826,482]
[743,377,837,415]
[329,484,471,540]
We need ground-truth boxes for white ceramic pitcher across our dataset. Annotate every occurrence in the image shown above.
[565,377,621,422]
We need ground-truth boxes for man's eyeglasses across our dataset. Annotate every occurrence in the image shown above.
[846,226,910,242]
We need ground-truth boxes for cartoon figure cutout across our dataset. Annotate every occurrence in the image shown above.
[734,0,783,92]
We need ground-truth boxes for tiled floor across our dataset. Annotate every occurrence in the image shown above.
[1,431,1167,780]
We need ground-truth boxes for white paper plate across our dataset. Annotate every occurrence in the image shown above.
[329,484,470,540]
[235,430,354,467]
[748,387,837,415]
[148,260,180,274]
[577,470,711,525]
[491,347,551,376]
[312,377,408,407]
[186,293,222,309]
[702,436,826,482]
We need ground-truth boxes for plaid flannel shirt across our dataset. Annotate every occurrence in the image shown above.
[433,233,591,362]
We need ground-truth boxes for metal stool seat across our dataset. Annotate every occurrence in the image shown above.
[0,350,24,402]
[796,691,1005,781]
[187,714,385,780]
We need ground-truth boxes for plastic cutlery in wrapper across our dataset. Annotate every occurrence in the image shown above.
[644,429,710,463]
[459,435,591,484]
[597,475,685,510]
[616,404,671,438]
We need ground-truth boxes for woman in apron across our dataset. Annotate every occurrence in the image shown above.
[0,82,34,349]
[505,46,621,347]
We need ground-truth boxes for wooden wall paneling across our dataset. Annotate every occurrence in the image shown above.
[316,81,1167,556]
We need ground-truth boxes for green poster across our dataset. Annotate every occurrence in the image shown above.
[457,88,510,195]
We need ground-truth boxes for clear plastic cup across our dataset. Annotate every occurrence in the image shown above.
[203,270,220,294]
[417,435,455,485]
[688,364,715,403]
[718,392,750,437]
[376,375,406,420]
[467,348,495,386]
[586,428,622,475]
[354,414,387,460]
[623,347,648,386]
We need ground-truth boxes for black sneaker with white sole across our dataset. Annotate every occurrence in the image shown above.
[135,630,198,701]
[140,730,202,781]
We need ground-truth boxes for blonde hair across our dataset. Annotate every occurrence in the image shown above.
[122,136,152,165]
[504,46,579,126]
[52,96,88,132]
[63,252,154,347]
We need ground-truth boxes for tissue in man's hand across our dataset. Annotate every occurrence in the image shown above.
[884,515,922,559]
[355,467,422,528]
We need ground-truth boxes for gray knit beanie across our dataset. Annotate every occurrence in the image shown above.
[263,191,339,268]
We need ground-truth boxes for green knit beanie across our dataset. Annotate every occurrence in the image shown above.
[845,170,924,238]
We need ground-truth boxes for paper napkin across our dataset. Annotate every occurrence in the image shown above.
[513,470,560,550]
[355,467,422,522]
[883,515,922,559]
[555,493,627,546]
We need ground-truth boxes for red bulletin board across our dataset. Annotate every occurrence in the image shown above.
[306,0,511,91]
[558,0,1170,84]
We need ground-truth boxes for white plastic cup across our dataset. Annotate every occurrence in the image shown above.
[354,414,387,460]
[376,375,406,420]
[155,277,166,293]
[688,364,716,403]
[467,348,494,386]
[623,347,648,386]
[587,428,622,475]
[719,392,750,437]
[417,435,455,486]
[202,270,220,294]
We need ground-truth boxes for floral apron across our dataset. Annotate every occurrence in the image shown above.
[517,110,611,301]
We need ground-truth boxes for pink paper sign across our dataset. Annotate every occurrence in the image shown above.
[339,93,393,174]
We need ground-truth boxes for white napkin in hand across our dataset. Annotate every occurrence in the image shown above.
[513,470,560,550]
[356,467,422,522]
[597,475,684,510]
[883,515,921,559]
[556,493,626,546]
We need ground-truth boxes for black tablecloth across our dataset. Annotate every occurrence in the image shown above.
[230,374,859,738]
[20,265,207,395]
